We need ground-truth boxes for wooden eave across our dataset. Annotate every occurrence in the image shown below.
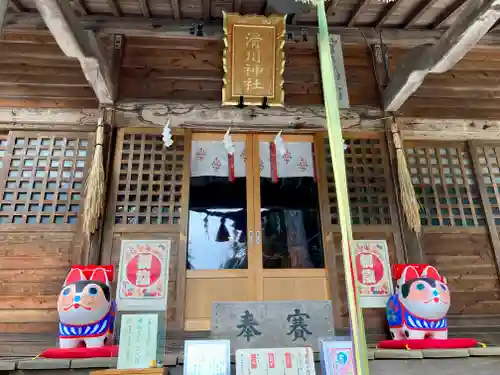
[2,0,500,120]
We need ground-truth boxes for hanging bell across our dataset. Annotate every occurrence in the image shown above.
[215,218,230,242]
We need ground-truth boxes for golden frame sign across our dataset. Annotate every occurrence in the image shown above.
[222,12,286,107]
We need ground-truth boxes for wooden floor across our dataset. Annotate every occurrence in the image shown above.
[2,326,500,360]
[0,332,209,359]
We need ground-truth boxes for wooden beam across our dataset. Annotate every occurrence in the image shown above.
[348,0,370,27]
[171,0,181,20]
[0,1,8,32]
[405,0,439,29]
[434,0,472,29]
[7,12,500,47]
[139,0,151,18]
[0,107,99,126]
[107,0,122,16]
[399,117,500,140]
[115,101,384,131]
[9,0,24,12]
[383,0,500,112]
[376,0,404,28]
[34,0,115,104]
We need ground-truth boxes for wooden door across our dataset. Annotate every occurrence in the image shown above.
[184,133,257,330]
[184,133,329,330]
[252,134,329,301]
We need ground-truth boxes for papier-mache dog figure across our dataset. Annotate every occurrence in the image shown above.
[57,266,116,349]
[386,264,450,340]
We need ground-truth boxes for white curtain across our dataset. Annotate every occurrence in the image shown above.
[191,141,246,177]
[260,141,314,179]
[191,140,314,179]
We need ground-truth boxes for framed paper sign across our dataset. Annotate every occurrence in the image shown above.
[319,338,355,375]
[353,240,393,308]
[117,239,171,311]
[117,313,159,370]
[184,340,231,375]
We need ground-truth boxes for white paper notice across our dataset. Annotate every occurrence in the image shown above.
[235,347,315,375]
[184,340,231,375]
[117,313,158,370]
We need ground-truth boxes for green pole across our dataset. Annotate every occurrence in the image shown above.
[315,1,370,374]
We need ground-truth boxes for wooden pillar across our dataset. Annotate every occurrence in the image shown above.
[314,133,342,330]
[469,141,500,278]
[81,34,123,265]
[371,43,424,264]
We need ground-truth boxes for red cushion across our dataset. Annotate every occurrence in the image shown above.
[378,338,478,350]
[40,346,119,359]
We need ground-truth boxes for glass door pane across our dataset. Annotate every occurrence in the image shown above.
[256,134,324,269]
[184,133,255,330]
[187,134,250,269]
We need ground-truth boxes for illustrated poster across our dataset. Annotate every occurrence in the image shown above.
[353,240,393,308]
[117,239,171,311]
[319,338,355,375]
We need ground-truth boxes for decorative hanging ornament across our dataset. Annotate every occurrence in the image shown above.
[223,128,235,155]
[162,119,173,147]
[274,130,287,157]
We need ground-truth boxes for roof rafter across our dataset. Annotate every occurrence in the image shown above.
[404,0,439,29]
[171,0,181,19]
[0,1,8,32]
[384,0,500,111]
[433,0,472,29]
[348,0,370,27]
[70,0,88,15]
[9,0,24,12]
[202,0,211,19]
[138,0,151,18]
[376,0,404,28]
[326,0,341,15]
[234,0,242,13]
[107,0,122,16]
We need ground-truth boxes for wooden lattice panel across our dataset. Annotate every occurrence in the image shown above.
[115,133,185,225]
[0,134,8,170]
[0,132,91,225]
[406,144,483,227]
[324,137,391,225]
[474,145,500,225]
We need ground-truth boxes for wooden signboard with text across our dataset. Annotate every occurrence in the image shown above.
[222,12,286,107]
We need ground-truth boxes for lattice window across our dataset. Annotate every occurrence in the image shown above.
[115,133,185,225]
[406,144,484,227]
[0,133,91,225]
[0,134,8,170]
[324,137,391,225]
[474,146,500,225]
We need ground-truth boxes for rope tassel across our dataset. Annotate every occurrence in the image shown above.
[83,119,106,238]
[391,121,421,235]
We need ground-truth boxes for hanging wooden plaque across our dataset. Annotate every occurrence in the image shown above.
[222,12,286,107]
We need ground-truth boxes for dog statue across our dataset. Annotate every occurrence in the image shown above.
[386,265,450,340]
[57,266,115,348]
